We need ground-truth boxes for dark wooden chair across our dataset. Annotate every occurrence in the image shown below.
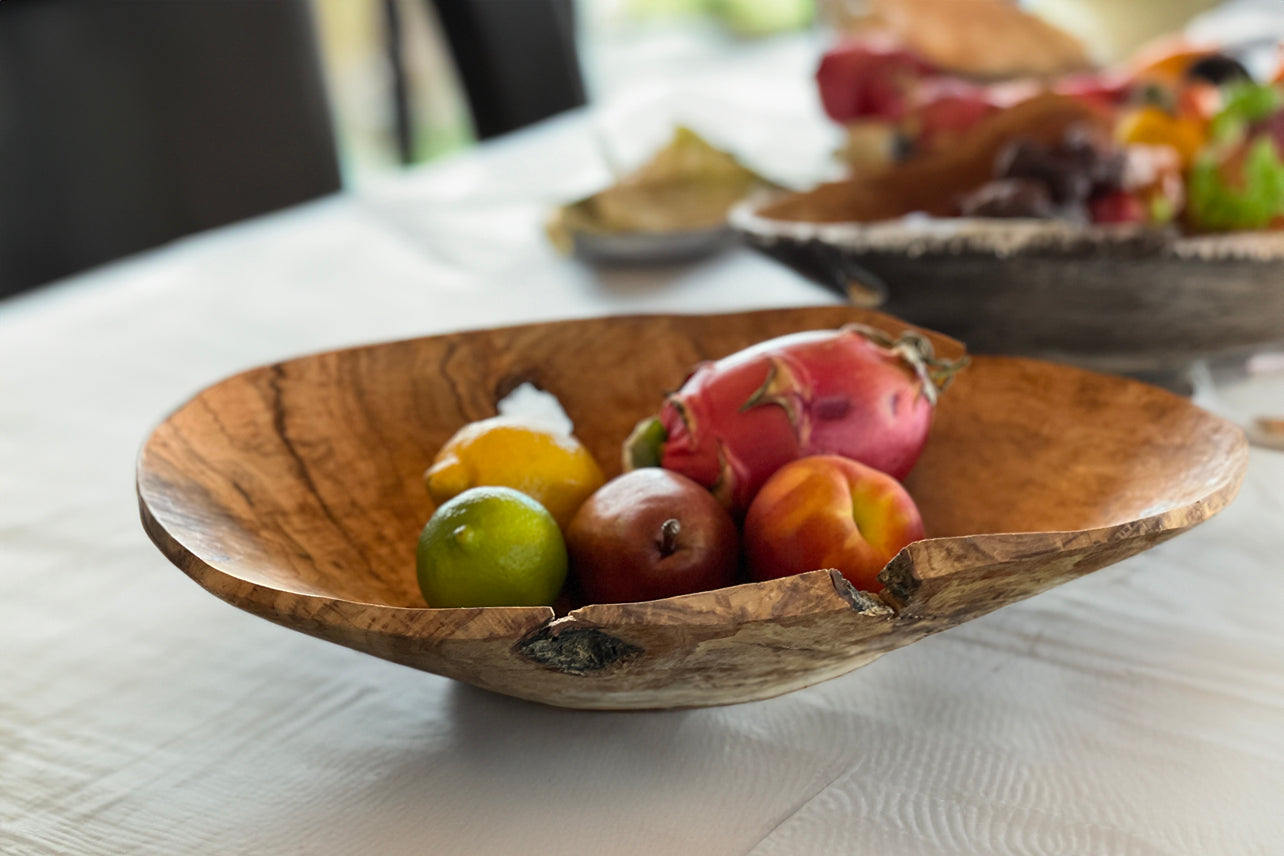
[384,0,586,163]
[0,0,587,298]
[431,0,585,140]
[0,0,342,298]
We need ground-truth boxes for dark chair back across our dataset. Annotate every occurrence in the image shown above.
[429,0,586,140]
[0,0,341,297]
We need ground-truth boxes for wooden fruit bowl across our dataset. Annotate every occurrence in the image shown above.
[728,95,1284,375]
[732,197,1284,377]
[137,307,1247,710]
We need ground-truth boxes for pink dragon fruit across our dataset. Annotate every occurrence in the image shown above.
[624,325,966,515]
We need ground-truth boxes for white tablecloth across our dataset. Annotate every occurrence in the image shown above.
[4,32,1283,856]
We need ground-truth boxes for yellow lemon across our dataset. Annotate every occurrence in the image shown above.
[416,487,567,608]
[424,417,605,530]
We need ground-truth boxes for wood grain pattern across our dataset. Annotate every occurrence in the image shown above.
[137,307,1248,709]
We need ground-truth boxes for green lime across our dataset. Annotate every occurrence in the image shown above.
[416,486,568,608]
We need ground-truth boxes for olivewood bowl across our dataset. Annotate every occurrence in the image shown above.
[137,306,1247,710]
[731,196,1284,378]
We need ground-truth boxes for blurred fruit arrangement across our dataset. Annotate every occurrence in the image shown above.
[815,32,1284,232]
[414,325,967,608]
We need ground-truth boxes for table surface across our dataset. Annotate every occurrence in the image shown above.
[5,27,1284,856]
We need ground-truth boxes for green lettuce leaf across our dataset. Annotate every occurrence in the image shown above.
[1188,136,1284,231]
[1209,82,1284,143]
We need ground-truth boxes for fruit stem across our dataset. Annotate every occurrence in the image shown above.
[658,518,681,557]
[451,524,478,552]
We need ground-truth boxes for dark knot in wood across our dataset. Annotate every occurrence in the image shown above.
[517,624,642,676]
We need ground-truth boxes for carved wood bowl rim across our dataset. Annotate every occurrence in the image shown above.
[136,307,1250,710]
[729,194,1284,262]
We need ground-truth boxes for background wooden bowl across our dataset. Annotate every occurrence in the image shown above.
[137,307,1247,710]
[732,199,1284,378]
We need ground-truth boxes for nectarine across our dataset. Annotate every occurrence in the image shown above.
[743,455,924,592]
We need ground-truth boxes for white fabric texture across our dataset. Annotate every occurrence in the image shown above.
[4,28,1284,856]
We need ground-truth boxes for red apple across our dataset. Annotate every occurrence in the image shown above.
[567,469,740,604]
[743,455,925,592]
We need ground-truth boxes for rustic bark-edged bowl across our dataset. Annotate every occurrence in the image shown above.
[731,195,1284,377]
[137,306,1247,710]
